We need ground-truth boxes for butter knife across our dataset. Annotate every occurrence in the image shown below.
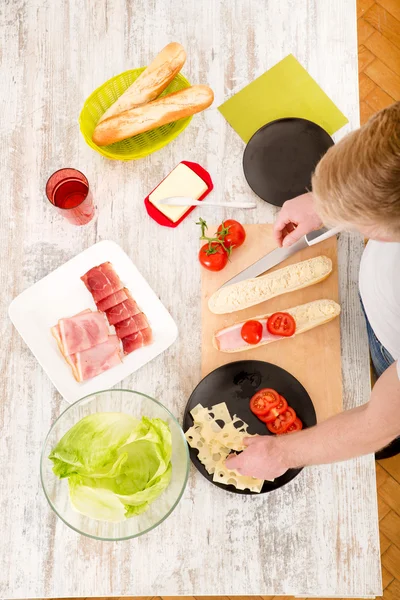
[158,196,257,209]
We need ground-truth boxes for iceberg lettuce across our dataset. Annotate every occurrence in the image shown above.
[49,413,172,522]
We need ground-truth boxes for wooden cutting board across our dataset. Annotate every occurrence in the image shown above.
[201,224,342,422]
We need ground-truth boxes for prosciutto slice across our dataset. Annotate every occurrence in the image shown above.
[122,328,153,355]
[75,335,122,382]
[106,297,140,326]
[59,311,109,355]
[114,313,149,339]
[96,289,128,312]
[81,262,123,302]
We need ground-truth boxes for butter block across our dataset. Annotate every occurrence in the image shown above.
[148,163,208,223]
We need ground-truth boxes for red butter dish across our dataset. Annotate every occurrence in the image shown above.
[144,161,213,228]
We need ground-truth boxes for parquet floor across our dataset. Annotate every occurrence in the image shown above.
[358,0,400,123]
[355,3,400,599]
[46,2,400,600]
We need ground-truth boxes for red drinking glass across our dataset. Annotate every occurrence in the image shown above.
[46,168,96,226]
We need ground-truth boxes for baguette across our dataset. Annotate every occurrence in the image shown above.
[98,42,187,123]
[208,255,332,315]
[92,84,214,146]
[213,299,340,353]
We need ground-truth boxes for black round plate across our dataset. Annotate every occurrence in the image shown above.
[183,360,316,494]
[243,117,334,206]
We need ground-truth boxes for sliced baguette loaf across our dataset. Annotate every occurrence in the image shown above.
[208,255,332,315]
[213,299,340,353]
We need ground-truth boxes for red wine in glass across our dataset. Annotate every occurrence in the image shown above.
[46,168,96,225]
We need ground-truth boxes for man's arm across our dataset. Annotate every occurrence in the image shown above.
[226,362,400,481]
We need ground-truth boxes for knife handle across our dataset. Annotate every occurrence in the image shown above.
[305,226,341,246]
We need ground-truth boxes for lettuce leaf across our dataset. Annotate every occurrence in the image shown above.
[49,412,139,478]
[68,476,127,523]
[50,413,172,522]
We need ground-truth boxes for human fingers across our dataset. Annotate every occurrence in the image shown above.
[273,211,293,247]
[282,222,312,247]
[243,435,261,447]
[225,453,241,469]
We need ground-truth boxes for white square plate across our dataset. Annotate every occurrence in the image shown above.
[9,240,178,403]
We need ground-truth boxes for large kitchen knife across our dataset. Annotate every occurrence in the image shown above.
[219,226,341,289]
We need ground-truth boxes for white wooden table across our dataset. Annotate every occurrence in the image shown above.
[0,0,382,597]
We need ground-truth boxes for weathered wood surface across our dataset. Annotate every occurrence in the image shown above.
[0,0,381,598]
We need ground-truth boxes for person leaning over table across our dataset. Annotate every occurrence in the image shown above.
[226,101,400,480]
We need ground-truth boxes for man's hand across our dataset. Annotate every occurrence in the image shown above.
[225,435,289,480]
[274,192,323,247]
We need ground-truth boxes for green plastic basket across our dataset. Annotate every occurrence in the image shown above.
[79,68,193,161]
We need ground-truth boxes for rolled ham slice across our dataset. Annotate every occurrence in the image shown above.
[114,313,149,339]
[122,328,153,354]
[106,297,141,326]
[51,324,79,380]
[51,309,92,380]
[81,262,123,302]
[214,319,281,352]
[75,335,122,382]
[51,310,117,382]
[59,311,109,355]
[96,289,128,312]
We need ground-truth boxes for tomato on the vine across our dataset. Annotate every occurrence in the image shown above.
[217,220,246,249]
[197,218,245,272]
[198,242,228,272]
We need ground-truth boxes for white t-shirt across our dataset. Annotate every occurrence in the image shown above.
[359,240,400,378]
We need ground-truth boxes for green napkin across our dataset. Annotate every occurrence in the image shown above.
[218,54,348,143]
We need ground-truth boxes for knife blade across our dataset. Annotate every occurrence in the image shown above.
[219,226,340,289]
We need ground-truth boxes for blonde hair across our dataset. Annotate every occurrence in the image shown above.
[312,102,400,235]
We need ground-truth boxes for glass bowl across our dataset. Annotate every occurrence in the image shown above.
[40,389,189,541]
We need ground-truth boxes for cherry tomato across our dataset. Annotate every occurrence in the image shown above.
[258,395,288,423]
[284,417,303,434]
[199,242,228,271]
[267,312,296,337]
[241,320,263,344]
[249,388,280,416]
[266,407,297,434]
[217,220,246,249]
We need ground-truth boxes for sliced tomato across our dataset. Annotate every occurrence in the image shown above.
[241,320,263,344]
[284,417,303,434]
[278,407,297,430]
[278,395,289,412]
[249,388,280,416]
[266,407,297,434]
[258,396,288,422]
[267,312,296,337]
